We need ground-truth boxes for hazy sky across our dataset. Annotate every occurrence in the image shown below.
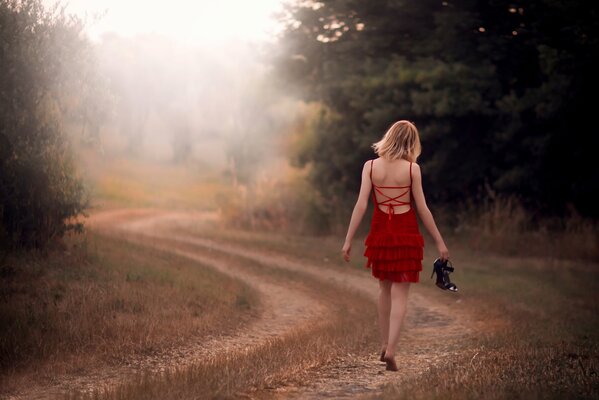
[46,0,285,45]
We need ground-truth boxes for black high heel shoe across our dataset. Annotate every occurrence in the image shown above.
[431,258,458,292]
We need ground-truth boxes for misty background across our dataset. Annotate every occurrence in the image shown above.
[1,0,597,259]
[2,3,598,398]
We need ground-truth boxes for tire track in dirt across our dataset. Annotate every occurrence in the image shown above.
[5,209,331,400]
[118,210,506,399]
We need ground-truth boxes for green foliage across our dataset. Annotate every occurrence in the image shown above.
[0,0,91,250]
[274,0,599,225]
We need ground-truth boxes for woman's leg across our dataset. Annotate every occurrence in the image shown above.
[385,281,411,358]
[377,279,392,352]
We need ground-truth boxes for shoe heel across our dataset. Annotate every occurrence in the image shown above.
[431,258,442,279]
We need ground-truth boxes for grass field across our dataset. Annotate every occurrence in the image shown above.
[174,221,599,399]
[77,149,234,211]
[2,211,597,399]
[76,232,377,400]
[0,230,259,395]
[4,152,596,399]
[375,248,599,399]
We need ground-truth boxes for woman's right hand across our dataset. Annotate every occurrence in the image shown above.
[437,242,450,261]
[341,241,352,262]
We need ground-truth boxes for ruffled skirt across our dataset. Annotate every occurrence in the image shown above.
[363,206,424,282]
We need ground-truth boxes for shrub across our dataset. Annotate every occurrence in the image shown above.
[0,0,91,251]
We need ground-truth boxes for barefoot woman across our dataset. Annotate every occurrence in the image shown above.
[341,120,450,371]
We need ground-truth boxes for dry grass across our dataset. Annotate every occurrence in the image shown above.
[375,317,598,399]
[4,194,596,398]
[216,170,334,235]
[173,219,367,272]
[377,340,597,400]
[0,230,258,394]
[80,310,375,400]
[78,150,234,211]
[173,221,599,399]
[373,245,599,399]
[445,194,599,262]
[64,230,378,400]
[217,179,599,262]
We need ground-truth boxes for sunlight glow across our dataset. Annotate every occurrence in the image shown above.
[49,0,284,44]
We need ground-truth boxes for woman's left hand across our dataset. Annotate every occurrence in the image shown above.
[437,242,450,261]
[341,241,352,262]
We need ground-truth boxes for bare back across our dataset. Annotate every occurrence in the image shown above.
[370,157,413,216]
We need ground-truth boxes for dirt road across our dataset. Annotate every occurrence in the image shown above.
[7,208,504,399]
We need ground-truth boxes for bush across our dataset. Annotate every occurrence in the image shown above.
[444,193,599,262]
[0,0,91,251]
[217,171,332,235]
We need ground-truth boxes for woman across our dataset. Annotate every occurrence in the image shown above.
[341,120,450,372]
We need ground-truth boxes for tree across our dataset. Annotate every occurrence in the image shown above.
[0,0,92,250]
[274,0,599,225]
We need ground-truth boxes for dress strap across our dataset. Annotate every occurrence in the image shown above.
[370,159,374,180]
[370,159,377,205]
[409,162,413,189]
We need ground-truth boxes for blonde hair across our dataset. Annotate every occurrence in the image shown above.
[371,120,421,162]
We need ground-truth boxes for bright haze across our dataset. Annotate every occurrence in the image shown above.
[46,0,300,208]
[53,0,284,44]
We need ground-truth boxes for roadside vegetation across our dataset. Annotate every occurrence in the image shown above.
[174,215,599,400]
[375,250,598,399]
[0,230,259,396]
[63,223,377,400]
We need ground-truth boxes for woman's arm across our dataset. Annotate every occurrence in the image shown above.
[341,161,373,262]
[411,163,450,260]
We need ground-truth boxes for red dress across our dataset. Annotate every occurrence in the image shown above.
[363,159,424,282]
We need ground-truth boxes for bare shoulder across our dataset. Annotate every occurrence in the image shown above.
[362,159,374,171]
[411,162,422,176]
[359,160,368,177]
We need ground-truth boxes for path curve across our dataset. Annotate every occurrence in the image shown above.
[115,210,503,399]
[6,209,331,399]
[6,208,506,399]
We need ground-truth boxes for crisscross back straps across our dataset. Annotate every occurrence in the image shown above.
[370,159,413,220]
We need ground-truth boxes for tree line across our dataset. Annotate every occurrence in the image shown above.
[2,0,598,250]
[273,0,599,224]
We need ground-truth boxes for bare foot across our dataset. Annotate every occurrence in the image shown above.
[383,354,398,371]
